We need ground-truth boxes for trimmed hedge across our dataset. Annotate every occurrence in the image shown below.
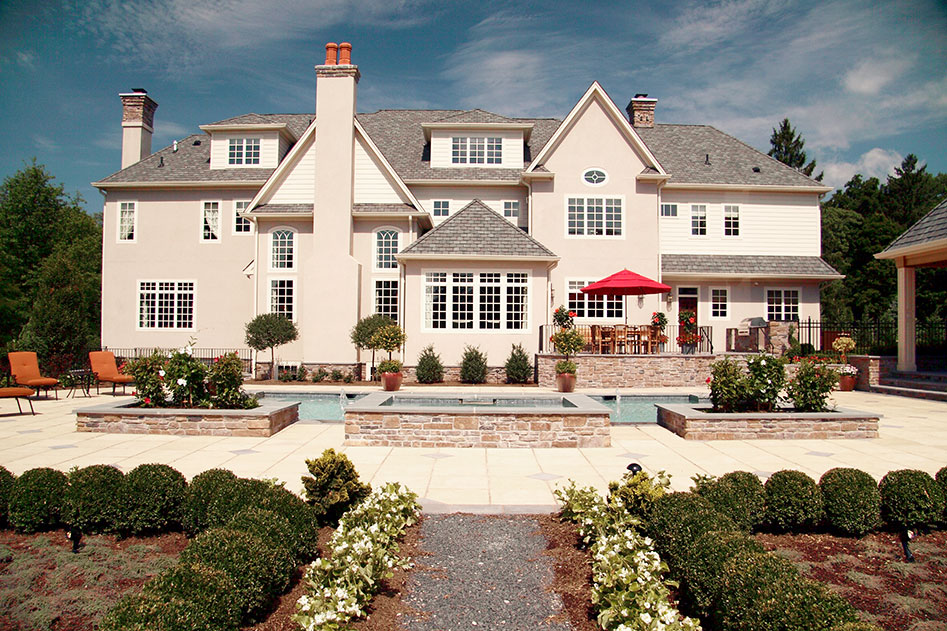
[0,465,15,527]
[7,467,68,532]
[646,492,736,576]
[936,466,947,524]
[181,469,248,535]
[819,468,881,536]
[879,469,945,531]
[680,530,765,619]
[764,470,823,532]
[255,483,321,561]
[227,508,295,566]
[63,464,126,533]
[696,471,765,532]
[122,464,188,535]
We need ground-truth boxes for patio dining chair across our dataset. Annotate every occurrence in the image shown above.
[590,325,602,354]
[8,352,59,399]
[89,351,135,395]
[613,325,628,354]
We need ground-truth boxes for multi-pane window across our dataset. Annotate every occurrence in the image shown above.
[270,279,294,320]
[433,200,449,217]
[202,202,220,241]
[375,229,399,269]
[234,201,252,233]
[271,229,295,269]
[568,280,623,319]
[228,138,260,165]
[423,272,530,330]
[724,205,740,236]
[119,201,136,241]
[567,197,623,236]
[374,280,399,323]
[691,204,707,236]
[451,137,468,164]
[486,137,502,164]
[139,281,194,329]
[711,288,728,318]
[503,201,520,222]
[469,137,485,164]
[451,136,501,164]
[660,203,677,217]
[767,289,799,321]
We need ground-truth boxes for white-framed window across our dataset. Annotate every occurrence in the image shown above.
[270,229,295,270]
[568,280,623,320]
[138,281,194,329]
[724,205,740,236]
[375,229,399,270]
[118,201,137,242]
[451,137,468,164]
[228,138,260,165]
[433,200,449,217]
[201,201,221,241]
[711,288,729,319]
[566,197,623,237]
[766,288,800,321]
[374,280,399,323]
[233,201,252,234]
[660,203,677,217]
[451,136,501,165]
[583,168,607,185]
[691,204,707,236]
[423,271,529,331]
[270,279,295,320]
[503,201,520,222]
[486,137,502,164]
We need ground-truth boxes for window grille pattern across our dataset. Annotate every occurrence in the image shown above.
[452,272,474,329]
[271,229,294,269]
[567,197,622,236]
[711,288,728,318]
[469,137,485,164]
[451,136,501,165]
[660,203,677,217]
[724,205,739,236]
[234,201,251,233]
[691,205,707,235]
[503,201,520,221]
[423,272,530,330]
[506,273,528,329]
[433,200,449,217]
[451,137,467,164]
[583,169,607,184]
[119,202,136,240]
[202,202,220,241]
[375,229,399,269]
[568,280,623,319]
[767,289,799,321]
[270,279,294,319]
[479,273,501,329]
[486,137,502,164]
[228,138,261,165]
[138,281,194,329]
[375,280,399,323]
[425,272,447,329]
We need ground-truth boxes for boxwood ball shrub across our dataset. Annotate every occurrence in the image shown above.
[122,463,188,535]
[695,471,766,532]
[459,345,488,384]
[645,492,736,576]
[764,470,823,532]
[302,448,370,525]
[227,508,295,566]
[819,468,881,536]
[182,468,246,535]
[0,465,15,527]
[63,464,126,534]
[8,467,68,532]
[255,484,320,561]
[99,591,236,631]
[680,530,765,619]
[715,550,799,629]
[879,469,945,531]
[180,527,293,621]
[415,345,444,384]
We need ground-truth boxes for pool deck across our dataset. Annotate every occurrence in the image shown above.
[1,384,944,513]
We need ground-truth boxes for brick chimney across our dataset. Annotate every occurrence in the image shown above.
[626,93,657,128]
[119,89,158,169]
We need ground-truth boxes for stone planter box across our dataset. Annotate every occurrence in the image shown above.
[76,398,299,437]
[656,403,879,440]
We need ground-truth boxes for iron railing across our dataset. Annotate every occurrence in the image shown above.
[792,319,947,355]
[104,347,253,371]
[539,324,713,354]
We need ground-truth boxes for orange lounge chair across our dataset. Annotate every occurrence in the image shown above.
[8,352,59,399]
[0,387,36,415]
[89,351,135,395]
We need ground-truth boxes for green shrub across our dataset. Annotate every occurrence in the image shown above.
[936,466,947,524]
[459,345,488,384]
[708,357,752,412]
[164,348,209,407]
[63,464,126,533]
[302,448,370,525]
[206,352,256,409]
[646,492,736,576]
[714,551,799,629]
[182,469,247,536]
[310,368,328,382]
[227,508,295,566]
[830,622,885,631]
[8,467,68,532]
[126,351,168,407]
[744,354,785,412]
[786,359,838,412]
[377,359,402,374]
[122,463,188,535]
[330,369,344,381]
[879,469,945,531]
[695,471,765,532]
[764,470,823,532]
[415,345,444,384]
[245,312,299,381]
[607,469,670,520]
[180,527,293,621]
[99,591,237,631]
[0,465,15,527]
[550,328,585,359]
[679,530,765,619]
[504,344,532,384]
[255,484,320,561]
[819,468,880,536]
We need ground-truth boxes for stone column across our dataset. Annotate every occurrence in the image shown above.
[897,263,916,372]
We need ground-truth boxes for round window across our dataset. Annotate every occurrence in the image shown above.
[583,168,607,185]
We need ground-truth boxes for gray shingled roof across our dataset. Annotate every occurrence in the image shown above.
[206,113,311,138]
[248,203,313,215]
[434,109,517,124]
[662,254,841,277]
[881,197,947,253]
[352,203,417,213]
[399,200,557,258]
[636,125,823,187]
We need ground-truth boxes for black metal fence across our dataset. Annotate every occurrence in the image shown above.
[793,319,947,355]
[538,324,713,354]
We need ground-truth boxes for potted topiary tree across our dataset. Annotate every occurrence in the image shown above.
[350,314,395,380]
[370,324,406,391]
[832,335,858,391]
[550,328,584,392]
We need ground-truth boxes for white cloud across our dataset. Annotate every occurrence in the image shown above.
[660,0,790,53]
[843,55,913,95]
[821,147,903,190]
[33,135,59,152]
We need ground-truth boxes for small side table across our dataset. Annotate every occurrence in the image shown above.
[67,369,94,398]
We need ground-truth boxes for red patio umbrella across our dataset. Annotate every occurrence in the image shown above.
[581,269,671,323]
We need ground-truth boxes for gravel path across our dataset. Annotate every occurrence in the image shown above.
[402,514,572,631]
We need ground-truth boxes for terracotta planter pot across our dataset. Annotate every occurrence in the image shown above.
[556,373,576,393]
[381,372,403,392]
[838,374,856,391]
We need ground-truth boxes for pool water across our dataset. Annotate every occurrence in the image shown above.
[262,392,366,421]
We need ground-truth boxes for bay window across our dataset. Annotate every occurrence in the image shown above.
[424,271,529,331]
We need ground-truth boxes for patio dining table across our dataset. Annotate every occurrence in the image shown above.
[587,325,660,354]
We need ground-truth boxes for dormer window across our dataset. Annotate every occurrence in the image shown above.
[228,138,260,165]
[451,136,502,164]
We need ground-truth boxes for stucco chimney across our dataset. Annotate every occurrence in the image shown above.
[119,89,158,169]
[627,93,657,128]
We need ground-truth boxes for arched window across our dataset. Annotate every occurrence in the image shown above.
[375,229,399,270]
[271,229,295,269]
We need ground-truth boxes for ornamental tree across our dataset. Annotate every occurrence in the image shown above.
[350,314,395,376]
[245,313,299,380]
[369,324,406,361]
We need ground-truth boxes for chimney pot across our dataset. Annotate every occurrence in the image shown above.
[324,42,338,65]
[626,94,657,128]
[338,42,352,65]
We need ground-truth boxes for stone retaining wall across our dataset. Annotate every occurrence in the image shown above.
[255,362,364,381]
[401,365,509,384]
[657,404,879,440]
[849,355,897,390]
[76,400,299,437]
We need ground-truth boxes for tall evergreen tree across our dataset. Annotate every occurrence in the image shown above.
[768,118,823,181]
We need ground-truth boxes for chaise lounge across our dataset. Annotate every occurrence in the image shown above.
[89,351,135,395]
[0,387,36,415]
[8,352,59,399]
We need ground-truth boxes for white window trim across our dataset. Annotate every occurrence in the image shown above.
[709,286,729,320]
[432,200,450,218]
[268,226,297,272]
[449,135,504,167]
[373,226,401,272]
[723,204,741,239]
[659,203,678,218]
[135,279,197,331]
[690,204,708,238]
[419,269,531,334]
[232,200,254,236]
[765,286,802,322]
[268,276,297,322]
[563,195,626,240]
[372,278,400,323]
[502,200,521,224]
[117,201,137,243]
[581,167,609,187]
[566,277,625,323]
[199,200,222,244]
[227,137,262,166]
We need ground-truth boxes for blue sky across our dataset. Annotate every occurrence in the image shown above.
[1,0,945,213]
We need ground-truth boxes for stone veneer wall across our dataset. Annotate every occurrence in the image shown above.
[255,362,364,381]
[77,402,299,437]
[657,405,879,440]
[536,354,738,388]
[849,355,897,390]
[401,366,509,384]
[344,412,610,448]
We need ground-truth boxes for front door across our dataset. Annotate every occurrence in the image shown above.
[678,287,698,319]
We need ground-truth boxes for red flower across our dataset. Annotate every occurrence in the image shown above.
[706,377,712,384]
[144,397,151,404]
[568,311,576,318]
[689,317,696,324]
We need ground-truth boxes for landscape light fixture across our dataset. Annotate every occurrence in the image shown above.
[901,529,916,563]
[626,462,643,474]
[67,525,82,554]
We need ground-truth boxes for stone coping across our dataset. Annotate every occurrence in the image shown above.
[655,403,883,421]
[346,391,611,416]
[76,397,297,417]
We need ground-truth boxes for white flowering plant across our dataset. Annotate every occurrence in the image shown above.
[838,364,859,376]
[294,482,421,631]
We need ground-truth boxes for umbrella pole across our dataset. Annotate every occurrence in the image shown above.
[625,295,628,324]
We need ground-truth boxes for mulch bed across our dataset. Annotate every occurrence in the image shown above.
[536,513,598,631]
[755,529,947,630]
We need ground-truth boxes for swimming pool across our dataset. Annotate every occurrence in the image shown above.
[590,394,702,424]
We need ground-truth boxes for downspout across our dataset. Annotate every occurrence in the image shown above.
[251,215,260,378]
[98,188,108,350]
